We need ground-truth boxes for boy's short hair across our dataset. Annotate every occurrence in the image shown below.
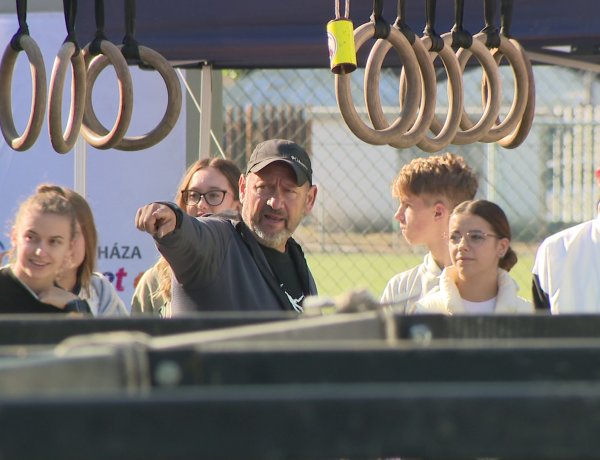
[393,153,478,208]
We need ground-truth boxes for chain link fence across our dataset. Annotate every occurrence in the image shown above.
[214,62,600,300]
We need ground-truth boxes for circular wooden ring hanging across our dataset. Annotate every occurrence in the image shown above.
[363,31,435,148]
[85,45,182,151]
[362,28,422,143]
[441,32,501,145]
[48,42,87,154]
[414,35,464,153]
[459,33,529,143]
[81,41,133,149]
[0,35,47,151]
[489,39,535,149]
[335,22,421,145]
[365,29,438,148]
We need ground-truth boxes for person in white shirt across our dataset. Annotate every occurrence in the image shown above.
[531,168,600,313]
[381,153,478,312]
[410,200,532,315]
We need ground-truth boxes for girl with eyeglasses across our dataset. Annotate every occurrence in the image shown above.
[409,200,533,315]
[131,158,242,316]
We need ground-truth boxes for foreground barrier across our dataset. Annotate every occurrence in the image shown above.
[2,381,600,460]
[0,313,600,458]
[0,311,297,345]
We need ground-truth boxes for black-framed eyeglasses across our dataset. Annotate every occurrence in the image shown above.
[448,231,500,246]
[181,189,227,206]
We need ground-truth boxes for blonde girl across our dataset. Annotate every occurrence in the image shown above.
[0,185,90,313]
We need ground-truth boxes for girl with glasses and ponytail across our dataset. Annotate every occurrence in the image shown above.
[131,158,242,316]
[409,200,533,315]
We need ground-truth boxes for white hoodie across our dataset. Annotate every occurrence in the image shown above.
[409,266,533,315]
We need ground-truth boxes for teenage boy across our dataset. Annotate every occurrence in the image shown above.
[381,153,478,312]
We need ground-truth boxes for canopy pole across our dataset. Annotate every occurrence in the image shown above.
[74,134,87,197]
[199,64,212,159]
[181,67,225,163]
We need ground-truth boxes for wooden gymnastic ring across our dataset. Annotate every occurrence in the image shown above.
[413,35,464,153]
[335,22,421,145]
[362,27,422,143]
[81,41,133,149]
[460,33,529,143]
[0,35,47,151]
[486,39,535,149]
[440,33,501,145]
[48,42,87,154]
[85,45,182,151]
[365,29,437,148]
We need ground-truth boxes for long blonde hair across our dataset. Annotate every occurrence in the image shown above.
[153,158,241,304]
[58,188,98,293]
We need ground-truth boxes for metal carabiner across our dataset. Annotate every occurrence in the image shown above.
[334,0,350,19]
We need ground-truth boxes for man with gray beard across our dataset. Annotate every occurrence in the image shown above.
[135,139,318,313]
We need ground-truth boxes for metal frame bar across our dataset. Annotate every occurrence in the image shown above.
[4,313,600,346]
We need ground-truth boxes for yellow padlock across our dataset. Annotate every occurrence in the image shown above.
[327,18,357,74]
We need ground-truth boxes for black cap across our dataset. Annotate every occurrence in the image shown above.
[246,139,312,186]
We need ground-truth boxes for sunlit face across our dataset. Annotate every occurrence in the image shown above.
[183,167,240,217]
[11,210,73,291]
[448,213,509,281]
[394,193,439,245]
[240,162,317,252]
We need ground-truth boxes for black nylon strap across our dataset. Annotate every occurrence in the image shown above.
[393,0,415,45]
[10,0,30,51]
[450,0,473,49]
[422,0,444,52]
[62,0,81,55]
[370,0,390,39]
[122,0,142,64]
[480,0,501,48]
[500,0,514,37]
[89,0,107,56]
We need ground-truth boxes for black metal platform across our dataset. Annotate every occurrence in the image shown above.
[2,381,600,460]
[1,312,600,459]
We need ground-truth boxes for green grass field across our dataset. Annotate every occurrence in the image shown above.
[306,252,535,302]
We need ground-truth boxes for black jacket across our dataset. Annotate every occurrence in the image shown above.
[156,206,317,313]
